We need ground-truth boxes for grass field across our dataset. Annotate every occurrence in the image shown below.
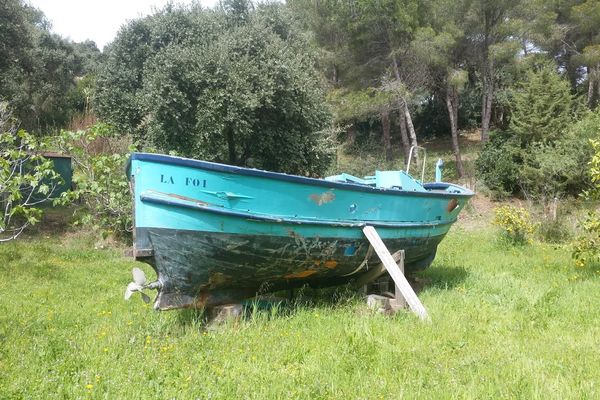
[1,221,600,399]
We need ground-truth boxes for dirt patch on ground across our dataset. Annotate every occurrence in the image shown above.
[20,206,74,238]
[456,193,536,231]
[455,194,492,230]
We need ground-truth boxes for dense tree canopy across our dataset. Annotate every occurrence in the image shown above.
[1,0,599,190]
[289,0,599,186]
[96,2,334,175]
[0,0,101,133]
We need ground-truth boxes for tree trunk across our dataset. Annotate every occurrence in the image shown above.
[403,101,418,163]
[588,66,595,107]
[381,110,392,161]
[446,86,465,178]
[332,64,338,87]
[397,105,410,164]
[497,107,504,129]
[347,123,356,146]
[481,58,494,142]
[226,126,237,165]
[481,87,493,141]
[391,53,418,162]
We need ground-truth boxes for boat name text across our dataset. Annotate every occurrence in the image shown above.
[160,174,207,188]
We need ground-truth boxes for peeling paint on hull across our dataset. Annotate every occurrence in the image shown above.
[142,228,444,310]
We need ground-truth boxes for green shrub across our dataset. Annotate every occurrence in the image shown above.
[572,211,600,268]
[54,124,132,241]
[0,103,61,241]
[475,132,521,198]
[572,140,600,268]
[475,65,599,200]
[537,216,573,244]
[478,109,600,200]
[519,138,592,200]
[493,205,535,245]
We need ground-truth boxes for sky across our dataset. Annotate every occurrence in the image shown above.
[27,0,219,50]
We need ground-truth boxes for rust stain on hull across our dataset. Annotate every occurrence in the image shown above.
[285,270,318,279]
[195,289,209,308]
[165,192,210,206]
[309,190,336,206]
[447,198,459,212]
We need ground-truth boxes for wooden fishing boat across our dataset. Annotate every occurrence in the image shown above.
[126,152,473,310]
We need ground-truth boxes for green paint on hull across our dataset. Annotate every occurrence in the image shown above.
[142,228,443,309]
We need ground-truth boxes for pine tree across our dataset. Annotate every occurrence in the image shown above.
[509,65,576,146]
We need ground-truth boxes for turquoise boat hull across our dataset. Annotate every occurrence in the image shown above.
[127,153,474,310]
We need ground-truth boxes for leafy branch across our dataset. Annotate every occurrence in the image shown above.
[0,103,61,241]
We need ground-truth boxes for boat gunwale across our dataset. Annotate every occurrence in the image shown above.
[128,152,475,199]
[140,190,458,229]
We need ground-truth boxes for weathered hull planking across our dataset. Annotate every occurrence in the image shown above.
[127,153,474,310]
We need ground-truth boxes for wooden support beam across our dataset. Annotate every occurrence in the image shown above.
[362,226,429,321]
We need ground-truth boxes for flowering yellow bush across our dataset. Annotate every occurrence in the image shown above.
[572,140,600,268]
[493,205,535,245]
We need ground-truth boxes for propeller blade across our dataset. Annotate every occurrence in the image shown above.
[125,282,141,300]
[125,270,155,304]
[132,268,147,286]
[140,292,151,304]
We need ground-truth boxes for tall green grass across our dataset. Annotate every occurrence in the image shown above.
[1,227,599,399]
